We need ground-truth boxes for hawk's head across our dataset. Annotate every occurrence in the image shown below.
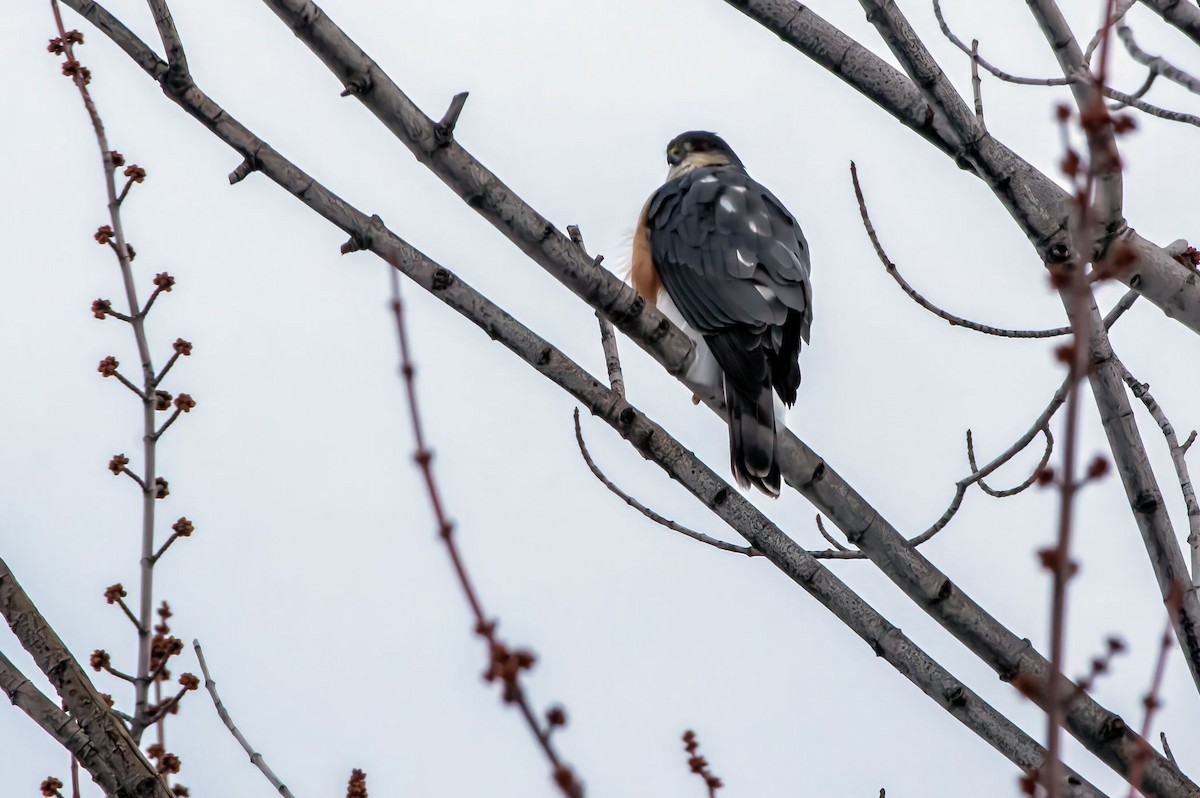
[665,131,744,178]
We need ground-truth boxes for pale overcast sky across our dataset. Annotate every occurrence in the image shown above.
[4,1,1200,796]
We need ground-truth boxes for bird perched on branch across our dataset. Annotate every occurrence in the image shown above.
[632,131,812,497]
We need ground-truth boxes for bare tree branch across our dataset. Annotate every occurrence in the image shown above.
[969,427,1055,499]
[1083,0,1137,65]
[0,556,174,797]
[852,160,1137,338]
[1100,84,1200,127]
[568,225,624,397]
[1138,0,1200,48]
[0,650,116,790]
[145,0,187,72]
[193,640,296,798]
[48,0,171,740]
[57,2,1189,793]
[970,39,987,132]
[915,374,1068,545]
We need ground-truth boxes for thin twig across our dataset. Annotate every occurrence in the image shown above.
[1119,363,1200,589]
[970,39,986,132]
[111,370,147,399]
[853,162,1069,338]
[1031,4,1122,791]
[969,427,1054,498]
[150,531,184,564]
[681,730,723,797]
[914,375,1070,546]
[193,640,297,798]
[934,0,1200,127]
[386,254,583,797]
[154,350,181,386]
[933,0,1069,86]
[1099,84,1200,127]
[152,407,183,440]
[114,596,146,634]
[140,284,167,317]
[1117,22,1200,95]
[100,662,137,683]
[1126,583,1184,797]
[1107,70,1157,111]
[573,409,758,557]
[568,225,624,397]
[1083,0,1137,65]
[816,515,850,552]
[1160,732,1177,769]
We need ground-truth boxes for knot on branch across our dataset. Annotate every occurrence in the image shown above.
[431,268,454,291]
[339,69,373,98]
[341,214,388,255]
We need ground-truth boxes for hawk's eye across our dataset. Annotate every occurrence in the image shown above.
[692,140,709,152]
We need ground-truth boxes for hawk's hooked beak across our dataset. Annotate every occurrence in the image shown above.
[666,148,682,167]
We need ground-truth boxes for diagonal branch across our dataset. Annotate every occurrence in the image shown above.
[1138,0,1200,48]
[58,3,1188,793]
[0,649,117,789]
[1024,0,1123,240]
[1117,22,1200,96]
[0,556,174,798]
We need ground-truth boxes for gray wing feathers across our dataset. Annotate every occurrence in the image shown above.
[647,168,811,338]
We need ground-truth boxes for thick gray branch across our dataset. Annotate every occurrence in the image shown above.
[720,0,1200,334]
[0,649,119,790]
[1024,0,1123,240]
[0,557,174,798]
[1138,0,1200,48]
[1077,292,1200,693]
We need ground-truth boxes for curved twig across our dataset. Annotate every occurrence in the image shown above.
[816,515,850,552]
[912,375,1070,546]
[854,162,1060,338]
[853,161,1138,336]
[969,427,1055,498]
[1117,23,1200,96]
[574,411,866,560]
[573,408,760,558]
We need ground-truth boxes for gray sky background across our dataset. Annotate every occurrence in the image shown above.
[4,1,1200,796]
